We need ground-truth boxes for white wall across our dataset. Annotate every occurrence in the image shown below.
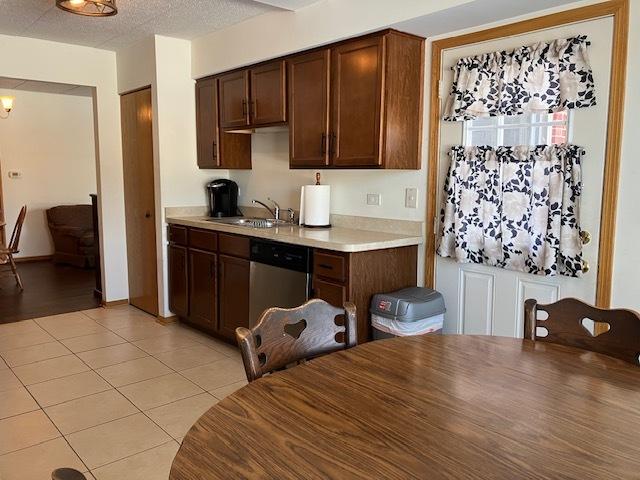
[0,34,127,302]
[0,89,97,258]
[611,0,640,311]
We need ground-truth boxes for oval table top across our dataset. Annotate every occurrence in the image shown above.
[170,335,640,480]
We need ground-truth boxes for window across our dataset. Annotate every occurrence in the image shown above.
[463,111,572,147]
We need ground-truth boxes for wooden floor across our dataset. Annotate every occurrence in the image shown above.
[0,260,100,324]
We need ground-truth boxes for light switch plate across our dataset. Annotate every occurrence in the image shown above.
[405,187,418,208]
[7,171,22,179]
[366,193,381,206]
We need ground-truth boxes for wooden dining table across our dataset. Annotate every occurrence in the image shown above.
[170,335,640,480]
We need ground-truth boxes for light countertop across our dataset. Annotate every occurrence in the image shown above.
[166,216,423,253]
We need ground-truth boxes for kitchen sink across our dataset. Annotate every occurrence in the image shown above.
[206,217,279,228]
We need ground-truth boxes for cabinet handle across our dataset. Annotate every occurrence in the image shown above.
[329,133,336,157]
[242,99,247,116]
[321,133,326,155]
[250,100,256,118]
[212,140,220,166]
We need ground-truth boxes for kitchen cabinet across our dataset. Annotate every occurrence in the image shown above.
[288,49,330,167]
[218,254,251,342]
[168,243,188,318]
[250,60,287,126]
[218,60,287,130]
[168,223,418,345]
[195,77,251,169]
[312,246,418,344]
[188,249,217,329]
[288,31,424,169]
[218,70,250,129]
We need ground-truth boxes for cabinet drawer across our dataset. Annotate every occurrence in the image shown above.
[313,277,347,308]
[314,251,347,282]
[189,228,218,252]
[218,233,250,259]
[168,225,187,246]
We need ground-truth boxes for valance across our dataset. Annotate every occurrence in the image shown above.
[437,144,584,277]
[443,36,596,121]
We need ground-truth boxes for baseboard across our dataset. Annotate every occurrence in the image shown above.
[157,315,178,325]
[14,255,53,263]
[101,299,129,307]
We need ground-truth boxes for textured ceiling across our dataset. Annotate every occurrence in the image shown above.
[0,0,279,51]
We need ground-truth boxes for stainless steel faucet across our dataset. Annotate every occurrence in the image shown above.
[252,198,280,221]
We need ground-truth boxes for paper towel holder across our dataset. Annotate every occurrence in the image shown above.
[300,173,331,229]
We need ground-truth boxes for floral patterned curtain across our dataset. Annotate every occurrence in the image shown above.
[437,144,584,277]
[443,35,596,121]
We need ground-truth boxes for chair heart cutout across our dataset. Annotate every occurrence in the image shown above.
[284,319,307,339]
[581,317,611,337]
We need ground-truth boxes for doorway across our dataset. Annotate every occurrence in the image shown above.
[120,87,158,316]
[0,78,101,322]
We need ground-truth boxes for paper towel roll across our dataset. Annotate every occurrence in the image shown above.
[300,185,331,227]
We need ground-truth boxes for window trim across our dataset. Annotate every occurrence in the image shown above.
[462,110,574,146]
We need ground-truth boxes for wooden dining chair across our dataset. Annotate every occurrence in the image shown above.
[524,297,640,365]
[52,468,87,480]
[236,299,357,382]
[0,205,27,290]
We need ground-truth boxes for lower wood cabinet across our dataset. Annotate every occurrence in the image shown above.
[218,254,250,342]
[168,244,188,318]
[188,249,217,330]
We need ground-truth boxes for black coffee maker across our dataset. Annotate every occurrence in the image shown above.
[206,179,239,217]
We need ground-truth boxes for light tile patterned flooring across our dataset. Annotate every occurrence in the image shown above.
[0,305,247,480]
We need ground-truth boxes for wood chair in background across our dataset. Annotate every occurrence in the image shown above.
[236,299,357,382]
[0,205,26,290]
[524,297,640,366]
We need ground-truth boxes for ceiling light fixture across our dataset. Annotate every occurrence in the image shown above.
[56,0,117,17]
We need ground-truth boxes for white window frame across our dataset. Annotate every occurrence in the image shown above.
[462,110,574,147]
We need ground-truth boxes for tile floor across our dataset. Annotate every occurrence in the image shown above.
[0,305,248,480]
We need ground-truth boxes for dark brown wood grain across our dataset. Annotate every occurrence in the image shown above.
[188,228,217,252]
[218,70,250,129]
[188,249,217,330]
[168,244,188,319]
[217,254,250,342]
[249,60,287,126]
[524,297,640,365]
[236,298,357,382]
[171,335,640,480]
[217,233,250,259]
[288,49,331,168]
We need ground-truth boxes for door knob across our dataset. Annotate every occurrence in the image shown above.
[581,259,590,274]
[145,211,152,218]
[580,230,591,245]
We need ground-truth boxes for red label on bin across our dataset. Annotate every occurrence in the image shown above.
[378,300,392,311]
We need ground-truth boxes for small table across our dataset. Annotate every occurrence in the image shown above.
[170,335,640,480]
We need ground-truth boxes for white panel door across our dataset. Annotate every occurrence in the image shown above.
[435,17,614,337]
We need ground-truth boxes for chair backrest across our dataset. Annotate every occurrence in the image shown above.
[236,299,357,382]
[9,205,27,253]
[524,297,640,366]
[46,205,93,229]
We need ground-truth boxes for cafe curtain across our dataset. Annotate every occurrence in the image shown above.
[443,35,596,121]
[437,144,584,277]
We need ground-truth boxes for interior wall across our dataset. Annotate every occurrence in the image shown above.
[0,89,97,258]
[0,34,128,302]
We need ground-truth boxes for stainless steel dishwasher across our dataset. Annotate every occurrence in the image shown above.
[249,238,312,327]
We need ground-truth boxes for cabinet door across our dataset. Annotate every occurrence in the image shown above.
[219,70,250,128]
[330,36,383,167]
[168,244,188,318]
[313,277,347,308]
[188,249,217,330]
[288,50,330,168]
[250,60,287,126]
[195,78,220,168]
[218,254,250,342]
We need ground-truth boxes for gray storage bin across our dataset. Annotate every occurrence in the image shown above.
[371,287,445,339]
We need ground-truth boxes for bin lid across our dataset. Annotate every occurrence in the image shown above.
[370,287,445,322]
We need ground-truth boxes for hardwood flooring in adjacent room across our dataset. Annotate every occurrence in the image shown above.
[0,261,100,324]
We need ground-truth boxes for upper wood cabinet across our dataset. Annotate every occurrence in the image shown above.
[250,60,287,126]
[289,30,424,169]
[219,70,250,128]
[288,50,330,168]
[219,60,287,129]
[195,77,251,169]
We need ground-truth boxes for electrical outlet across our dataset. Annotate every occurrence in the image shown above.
[366,193,381,206]
[7,171,22,179]
[405,187,418,208]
